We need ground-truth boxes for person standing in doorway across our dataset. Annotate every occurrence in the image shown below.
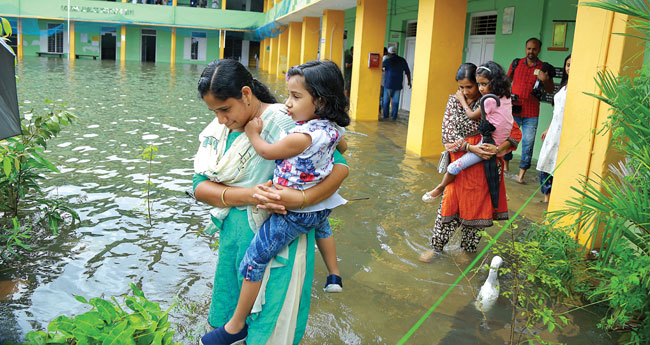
[382,46,411,120]
[504,37,554,183]
[344,46,353,98]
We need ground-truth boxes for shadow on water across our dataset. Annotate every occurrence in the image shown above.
[0,58,613,344]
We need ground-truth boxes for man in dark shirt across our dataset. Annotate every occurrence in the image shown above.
[505,37,554,183]
[382,46,411,120]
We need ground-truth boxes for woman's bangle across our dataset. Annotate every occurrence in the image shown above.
[221,186,231,207]
[464,106,470,112]
[300,189,306,210]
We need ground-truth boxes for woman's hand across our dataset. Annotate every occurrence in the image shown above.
[541,129,548,141]
[253,182,301,215]
[471,143,497,160]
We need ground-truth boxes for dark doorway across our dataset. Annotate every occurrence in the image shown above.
[101,27,116,60]
[224,31,242,60]
[141,29,156,63]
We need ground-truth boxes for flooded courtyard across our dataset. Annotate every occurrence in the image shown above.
[0,57,613,344]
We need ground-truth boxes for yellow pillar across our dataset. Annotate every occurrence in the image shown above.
[219,0,227,59]
[17,18,23,60]
[405,0,467,157]
[276,29,288,79]
[172,0,177,5]
[287,21,301,71]
[120,25,126,63]
[268,35,278,75]
[547,2,644,248]
[69,21,75,61]
[349,0,387,121]
[320,10,345,68]
[300,17,319,64]
[170,27,176,65]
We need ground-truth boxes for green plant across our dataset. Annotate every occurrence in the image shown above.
[485,222,591,344]
[0,217,32,262]
[137,144,158,227]
[0,100,79,228]
[24,283,181,345]
[545,1,650,343]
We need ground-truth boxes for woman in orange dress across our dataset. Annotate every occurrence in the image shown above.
[420,63,522,262]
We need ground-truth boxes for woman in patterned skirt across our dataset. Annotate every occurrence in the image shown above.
[420,63,522,262]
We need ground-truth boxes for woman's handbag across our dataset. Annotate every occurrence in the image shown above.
[437,151,450,174]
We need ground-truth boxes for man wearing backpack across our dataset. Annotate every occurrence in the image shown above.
[505,37,555,183]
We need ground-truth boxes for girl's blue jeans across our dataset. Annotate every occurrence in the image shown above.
[239,209,332,282]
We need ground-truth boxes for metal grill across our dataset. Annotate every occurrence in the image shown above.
[470,15,497,35]
[406,21,417,37]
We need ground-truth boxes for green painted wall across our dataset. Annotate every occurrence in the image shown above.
[343,0,578,163]
[466,0,577,163]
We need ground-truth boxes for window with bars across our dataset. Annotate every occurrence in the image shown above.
[406,21,417,37]
[470,14,497,36]
[47,23,63,53]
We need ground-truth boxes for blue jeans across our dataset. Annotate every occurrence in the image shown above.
[239,209,331,282]
[503,116,538,170]
[539,171,553,195]
[447,151,483,175]
[382,88,401,119]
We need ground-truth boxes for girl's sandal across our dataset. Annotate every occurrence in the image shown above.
[421,191,441,203]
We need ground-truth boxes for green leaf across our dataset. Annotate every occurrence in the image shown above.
[74,295,89,305]
[47,315,76,336]
[101,320,136,345]
[90,298,119,324]
[73,311,105,338]
[2,156,11,177]
[24,331,48,345]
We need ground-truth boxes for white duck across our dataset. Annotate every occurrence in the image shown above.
[475,255,503,313]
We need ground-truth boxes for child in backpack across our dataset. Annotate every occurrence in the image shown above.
[201,60,349,345]
[423,61,513,202]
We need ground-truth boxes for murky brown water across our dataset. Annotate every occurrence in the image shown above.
[0,57,612,344]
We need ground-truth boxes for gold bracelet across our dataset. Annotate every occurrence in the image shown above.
[300,189,306,210]
[221,187,231,207]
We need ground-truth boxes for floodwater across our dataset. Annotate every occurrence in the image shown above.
[1,57,613,344]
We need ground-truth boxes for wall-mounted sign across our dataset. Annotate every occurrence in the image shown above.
[61,5,134,16]
[502,7,515,35]
[368,53,380,68]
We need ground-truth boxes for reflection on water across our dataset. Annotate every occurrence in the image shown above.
[0,58,612,344]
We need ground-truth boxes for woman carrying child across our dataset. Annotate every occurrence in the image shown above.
[420,63,522,262]
[423,61,513,202]
[193,59,349,344]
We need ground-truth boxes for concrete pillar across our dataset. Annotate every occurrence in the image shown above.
[219,0,227,59]
[268,35,278,74]
[287,21,301,70]
[405,0,467,157]
[259,38,267,71]
[68,21,75,61]
[120,24,126,63]
[17,18,23,60]
[170,27,176,65]
[349,0,387,121]
[300,17,319,64]
[276,29,288,79]
[241,40,250,67]
[219,30,226,59]
[320,9,345,68]
[548,1,644,248]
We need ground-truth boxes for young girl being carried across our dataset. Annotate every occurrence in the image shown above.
[423,61,513,202]
[201,60,349,345]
